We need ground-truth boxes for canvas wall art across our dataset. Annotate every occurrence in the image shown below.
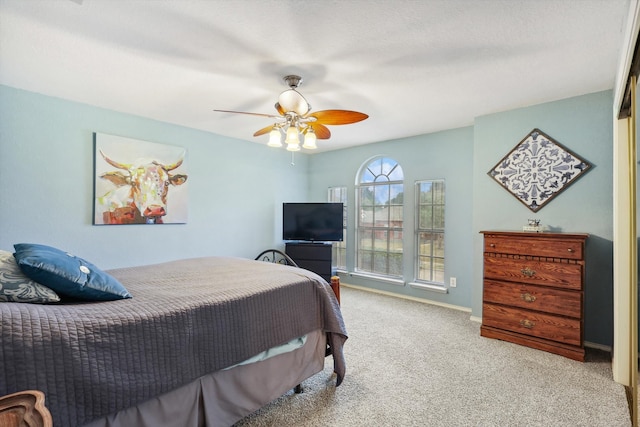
[93,133,188,225]
[487,129,591,212]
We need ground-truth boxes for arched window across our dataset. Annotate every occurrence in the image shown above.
[356,157,404,277]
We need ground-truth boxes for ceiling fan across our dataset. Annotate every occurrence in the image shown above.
[214,75,368,150]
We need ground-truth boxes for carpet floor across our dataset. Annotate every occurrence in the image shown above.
[235,285,630,426]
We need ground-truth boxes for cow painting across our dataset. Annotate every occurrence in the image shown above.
[96,150,188,224]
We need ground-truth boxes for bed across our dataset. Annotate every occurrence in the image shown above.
[0,254,347,427]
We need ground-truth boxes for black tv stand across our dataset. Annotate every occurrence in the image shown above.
[285,242,333,282]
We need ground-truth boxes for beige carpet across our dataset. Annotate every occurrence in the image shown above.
[235,285,630,426]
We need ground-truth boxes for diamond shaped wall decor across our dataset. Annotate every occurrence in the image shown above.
[487,128,591,212]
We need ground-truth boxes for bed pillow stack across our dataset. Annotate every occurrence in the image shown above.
[2,243,132,303]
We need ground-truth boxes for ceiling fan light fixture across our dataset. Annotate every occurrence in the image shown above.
[302,128,317,150]
[214,74,368,151]
[279,90,310,116]
[267,127,282,147]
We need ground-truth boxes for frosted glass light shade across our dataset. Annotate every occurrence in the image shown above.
[285,126,300,151]
[285,126,299,144]
[286,141,301,151]
[267,128,282,147]
[302,130,317,149]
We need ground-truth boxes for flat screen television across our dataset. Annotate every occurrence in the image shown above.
[283,202,344,242]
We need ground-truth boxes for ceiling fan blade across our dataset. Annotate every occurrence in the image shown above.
[214,109,282,119]
[309,123,331,139]
[308,110,369,125]
[253,125,276,137]
[275,103,286,115]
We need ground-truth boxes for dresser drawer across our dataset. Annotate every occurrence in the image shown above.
[483,254,582,290]
[484,235,583,260]
[483,279,581,318]
[482,303,581,346]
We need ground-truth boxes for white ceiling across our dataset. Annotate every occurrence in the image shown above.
[0,0,632,152]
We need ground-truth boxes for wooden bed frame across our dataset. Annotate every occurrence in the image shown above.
[0,390,52,427]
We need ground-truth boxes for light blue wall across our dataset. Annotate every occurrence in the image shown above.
[472,91,614,346]
[0,85,308,269]
[307,127,475,308]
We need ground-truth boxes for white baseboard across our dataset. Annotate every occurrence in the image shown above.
[340,282,471,313]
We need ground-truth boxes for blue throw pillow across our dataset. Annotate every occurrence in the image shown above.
[13,243,132,301]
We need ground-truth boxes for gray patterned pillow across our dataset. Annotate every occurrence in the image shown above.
[0,250,60,303]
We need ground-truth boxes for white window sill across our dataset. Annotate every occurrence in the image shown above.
[347,272,405,287]
[408,282,448,294]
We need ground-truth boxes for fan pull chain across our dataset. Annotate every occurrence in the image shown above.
[291,151,295,166]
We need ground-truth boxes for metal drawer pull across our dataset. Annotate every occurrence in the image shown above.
[520,319,535,329]
[567,248,574,252]
[489,243,496,248]
[520,267,535,277]
[520,293,536,303]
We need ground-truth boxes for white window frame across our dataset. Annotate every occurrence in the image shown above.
[414,179,445,285]
[328,186,347,271]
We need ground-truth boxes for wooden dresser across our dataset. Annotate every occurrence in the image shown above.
[480,231,588,361]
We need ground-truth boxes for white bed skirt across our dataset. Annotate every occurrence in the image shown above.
[83,329,327,427]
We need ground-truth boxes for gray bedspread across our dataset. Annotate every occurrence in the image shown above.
[0,256,347,426]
